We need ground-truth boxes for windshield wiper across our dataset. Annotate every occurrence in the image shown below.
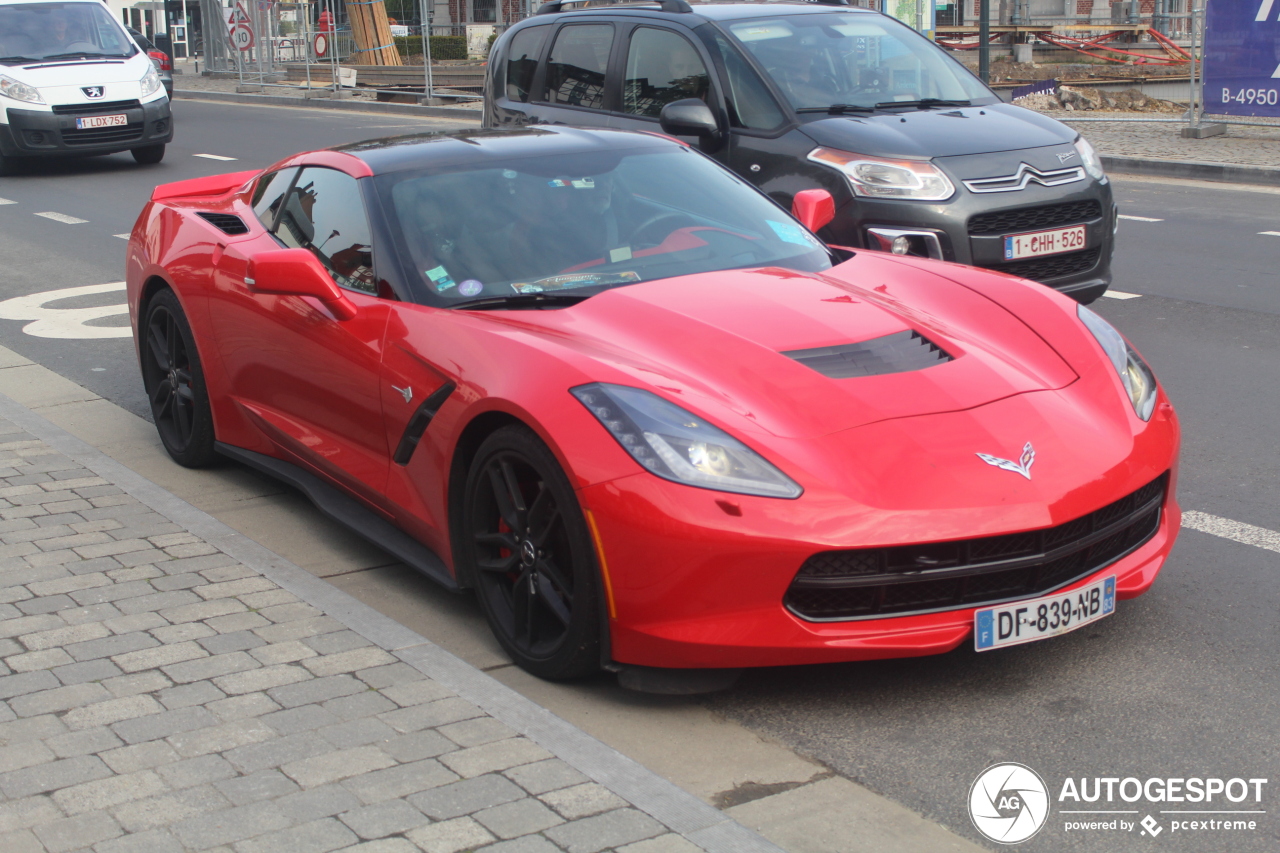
[39,52,126,61]
[873,98,972,110]
[797,103,876,115]
[0,55,43,64]
[451,292,593,310]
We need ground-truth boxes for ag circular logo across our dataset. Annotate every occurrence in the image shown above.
[969,763,1050,844]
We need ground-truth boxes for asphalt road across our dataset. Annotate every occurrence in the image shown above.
[1,102,1277,853]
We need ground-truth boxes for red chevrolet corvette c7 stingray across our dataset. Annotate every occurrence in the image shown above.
[126,127,1180,682]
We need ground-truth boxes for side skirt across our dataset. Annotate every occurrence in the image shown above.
[215,442,461,592]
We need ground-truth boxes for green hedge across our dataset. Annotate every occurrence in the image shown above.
[394,35,467,61]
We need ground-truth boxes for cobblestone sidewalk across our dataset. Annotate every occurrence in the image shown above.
[1034,110,1280,168]
[0,402,776,853]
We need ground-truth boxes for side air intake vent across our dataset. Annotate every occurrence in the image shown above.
[196,212,250,235]
[782,330,952,379]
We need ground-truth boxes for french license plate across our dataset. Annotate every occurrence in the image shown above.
[75,114,127,130]
[1003,225,1086,260]
[974,575,1115,651]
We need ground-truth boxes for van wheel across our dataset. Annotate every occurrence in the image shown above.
[0,153,19,176]
[132,144,165,165]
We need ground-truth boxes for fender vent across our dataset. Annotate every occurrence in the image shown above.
[196,212,250,235]
[782,330,952,379]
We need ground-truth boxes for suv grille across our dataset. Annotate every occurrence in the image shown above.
[784,473,1167,621]
[991,247,1101,282]
[968,200,1103,235]
[60,124,144,146]
[52,100,141,115]
[782,331,952,379]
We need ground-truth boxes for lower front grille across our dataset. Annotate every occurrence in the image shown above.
[785,473,1168,621]
[989,247,1101,282]
[61,124,145,146]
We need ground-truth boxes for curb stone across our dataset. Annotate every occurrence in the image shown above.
[174,88,484,122]
[0,389,784,853]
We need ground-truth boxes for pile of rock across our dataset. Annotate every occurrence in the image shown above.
[1015,85,1185,112]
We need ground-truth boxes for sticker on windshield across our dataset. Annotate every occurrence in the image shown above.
[425,265,456,292]
[511,271,640,294]
[458,279,484,297]
[571,178,595,189]
[609,247,632,263]
[548,179,570,188]
[767,220,822,248]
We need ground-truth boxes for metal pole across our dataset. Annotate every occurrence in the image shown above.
[1189,0,1200,128]
[979,0,990,83]
[423,0,434,100]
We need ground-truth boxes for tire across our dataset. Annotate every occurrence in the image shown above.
[461,425,602,679]
[131,143,165,165]
[141,289,217,467]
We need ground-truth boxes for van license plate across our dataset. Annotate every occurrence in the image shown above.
[1003,225,1086,260]
[75,114,127,130]
[974,575,1115,651]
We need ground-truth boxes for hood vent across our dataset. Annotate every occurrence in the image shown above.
[782,330,952,379]
[197,212,249,235]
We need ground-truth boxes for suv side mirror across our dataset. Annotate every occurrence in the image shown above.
[659,98,721,142]
[246,248,358,321]
[791,189,835,234]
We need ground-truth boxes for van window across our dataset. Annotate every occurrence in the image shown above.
[623,28,710,118]
[505,25,549,103]
[709,32,786,131]
[0,1,136,64]
[545,24,614,109]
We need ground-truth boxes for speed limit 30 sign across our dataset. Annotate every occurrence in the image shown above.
[227,2,255,52]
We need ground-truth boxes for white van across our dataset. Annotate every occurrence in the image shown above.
[0,0,171,173]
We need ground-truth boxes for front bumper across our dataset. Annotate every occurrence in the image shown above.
[1,97,172,157]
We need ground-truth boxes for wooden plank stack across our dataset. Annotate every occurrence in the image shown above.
[344,0,402,66]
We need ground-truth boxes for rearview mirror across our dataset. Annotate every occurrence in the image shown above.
[791,189,835,235]
[659,99,721,142]
[246,249,357,321]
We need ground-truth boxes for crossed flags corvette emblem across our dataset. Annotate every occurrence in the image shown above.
[977,442,1036,480]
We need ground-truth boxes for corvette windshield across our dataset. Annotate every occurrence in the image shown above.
[0,2,137,64]
[728,13,993,111]
[376,145,832,305]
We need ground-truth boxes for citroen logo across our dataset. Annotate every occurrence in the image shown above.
[977,442,1036,480]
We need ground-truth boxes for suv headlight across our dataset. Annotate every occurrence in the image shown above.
[0,74,43,104]
[1074,136,1107,183]
[809,147,955,201]
[140,65,162,97]
[571,383,803,499]
[1078,305,1157,420]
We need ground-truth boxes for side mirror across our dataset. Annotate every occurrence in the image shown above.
[246,248,358,321]
[791,189,836,235]
[659,98,721,141]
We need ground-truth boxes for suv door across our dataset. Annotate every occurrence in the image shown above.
[611,24,716,135]
[533,22,619,126]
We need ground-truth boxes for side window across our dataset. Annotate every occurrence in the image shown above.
[505,25,549,102]
[250,167,297,230]
[274,167,377,295]
[623,28,710,118]
[711,33,786,131]
[544,24,614,109]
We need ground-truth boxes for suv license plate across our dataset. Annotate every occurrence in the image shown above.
[974,575,1115,651]
[1003,225,1086,260]
[75,114,127,129]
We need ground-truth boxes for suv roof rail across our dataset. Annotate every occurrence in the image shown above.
[536,0,693,14]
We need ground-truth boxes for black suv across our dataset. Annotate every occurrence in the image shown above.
[485,0,1116,302]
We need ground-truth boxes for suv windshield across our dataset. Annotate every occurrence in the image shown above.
[376,144,832,306]
[727,12,994,111]
[0,1,137,64]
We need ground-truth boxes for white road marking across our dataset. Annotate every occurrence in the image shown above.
[1118,214,1163,222]
[1182,511,1280,555]
[0,282,129,339]
[114,234,131,240]
[194,153,237,161]
[0,198,15,205]
[1260,231,1280,237]
[34,212,87,224]
[1101,290,1142,299]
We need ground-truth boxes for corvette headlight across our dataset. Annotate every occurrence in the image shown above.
[1074,136,1107,183]
[140,65,162,98]
[0,74,43,104]
[1078,305,1156,420]
[571,383,802,499]
[809,147,955,201]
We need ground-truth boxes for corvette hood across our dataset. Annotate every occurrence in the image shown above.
[497,256,1077,439]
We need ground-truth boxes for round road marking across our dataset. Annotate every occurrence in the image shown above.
[0,282,130,339]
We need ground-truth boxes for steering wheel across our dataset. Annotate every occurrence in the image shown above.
[631,212,696,249]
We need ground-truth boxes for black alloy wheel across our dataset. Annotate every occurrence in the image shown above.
[463,425,601,679]
[141,289,216,467]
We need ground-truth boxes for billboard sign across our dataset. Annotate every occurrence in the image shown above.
[1204,0,1280,116]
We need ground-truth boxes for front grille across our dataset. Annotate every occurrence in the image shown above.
[785,473,1168,621]
[60,124,144,146]
[991,247,1101,282]
[782,330,952,379]
[197,212,250,235]
[51,99,141,115]
[968,200,1103,235]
